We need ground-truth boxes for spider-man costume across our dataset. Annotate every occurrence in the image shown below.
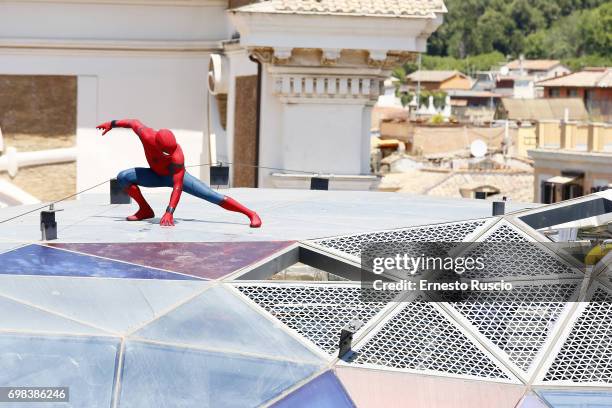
[96,119,261,228]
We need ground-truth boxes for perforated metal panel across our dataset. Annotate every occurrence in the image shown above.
[461,222,581,279]
[544,288,612,383]
[235,284,397,354]
[353,300,512,380]
[450,282,578,373]
[480,222,530,243]
[309,219,489,261]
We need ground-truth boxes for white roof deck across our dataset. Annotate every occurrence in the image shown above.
[0,188,538,244]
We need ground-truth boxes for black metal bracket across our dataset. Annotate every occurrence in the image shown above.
[338,318,364,361]
[210,163,230,187]
[40,204,63,241]
[110,178,131,204]
[310,176,329,190]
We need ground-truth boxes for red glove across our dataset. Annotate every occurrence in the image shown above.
[96,122,113,136]
[160,212,174,227]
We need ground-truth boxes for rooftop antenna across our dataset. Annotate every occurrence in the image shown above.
[470,139,487,159]
[416,53,422,110]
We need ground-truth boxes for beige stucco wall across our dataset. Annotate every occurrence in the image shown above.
[517,127,537,157]
[537,121,561,148]
[531,152,612,202]
[531,121,609,152]
[575,124,589,150]
[411,125,514,156]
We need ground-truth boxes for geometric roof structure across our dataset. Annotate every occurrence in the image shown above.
[1,188,612,407]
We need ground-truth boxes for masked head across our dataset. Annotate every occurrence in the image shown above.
[156,129,177,156]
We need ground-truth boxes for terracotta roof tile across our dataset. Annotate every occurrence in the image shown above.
[505,60,562,71]
[407,70,468,82]
[537,68,612,88]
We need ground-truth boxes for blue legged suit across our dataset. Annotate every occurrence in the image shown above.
[116,167,225,205]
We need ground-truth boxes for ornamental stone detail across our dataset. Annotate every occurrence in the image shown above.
[272,75,382,100]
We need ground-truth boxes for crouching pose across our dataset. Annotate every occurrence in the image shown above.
[96,119,261,228]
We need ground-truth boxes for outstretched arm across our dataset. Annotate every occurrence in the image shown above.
[96,119,149,137]
[160,161,185,227]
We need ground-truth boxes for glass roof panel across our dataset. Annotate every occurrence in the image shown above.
[0,275,208,334]
[540,390,612,408]
[48,241,295,279]
[118,341,321,408]
[0,244,198,280]
[517,393,549,408]
[270,371,355,408]
[134,285,322,363]
[0,295,106,335]
[0,334,119,408]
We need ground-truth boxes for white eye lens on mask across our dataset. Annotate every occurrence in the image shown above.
[162,151,170,156]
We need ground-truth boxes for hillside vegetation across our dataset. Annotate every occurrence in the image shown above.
[425,0,611,72]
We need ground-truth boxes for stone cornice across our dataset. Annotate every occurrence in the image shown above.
[529,148,612,171]
[249,47,416,70]
[5,0,226,6]
[0,38,221,53]
[230,11,442,53]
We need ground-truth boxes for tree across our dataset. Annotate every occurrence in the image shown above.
[511,0,546,33]
[476,10,516,55]
[426,0,607,61]
[524,31,547,58]
[579,3,612,55]
[391,63,418,108]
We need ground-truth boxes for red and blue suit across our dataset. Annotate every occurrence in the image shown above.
[96,119,262,228]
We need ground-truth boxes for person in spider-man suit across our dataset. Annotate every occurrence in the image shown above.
[96,119,262,228]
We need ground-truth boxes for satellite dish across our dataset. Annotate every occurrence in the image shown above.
[500,66,509,76]
[470,139,487,158]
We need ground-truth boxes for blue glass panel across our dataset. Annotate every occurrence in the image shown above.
[0,275,208,334]
[119,341,322,408]
[518,393,549,408]
[134,286,322,363]
[0,334,119,408]
[0,244,199,280]
[0,295,105,335]
[271,371,355,408]
[540,390,612,408]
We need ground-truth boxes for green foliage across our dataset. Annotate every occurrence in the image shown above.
[421,52,506,74]
[395,88,414,108]
[430,113,445,124]
[562,54,612,71]
[427,0,610,62]
[392,62,419,107]
[418,90,447,109]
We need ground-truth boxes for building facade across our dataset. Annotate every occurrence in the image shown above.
[528,121,612,203]
[538,68,612,122]
[0,0,447,192]
[406,70,472,91]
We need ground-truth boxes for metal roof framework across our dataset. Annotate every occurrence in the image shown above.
[225,190,612,404]
[3,191,612,406]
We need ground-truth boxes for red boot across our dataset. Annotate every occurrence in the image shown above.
[125,185,154,221]
[220,196,262,228]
